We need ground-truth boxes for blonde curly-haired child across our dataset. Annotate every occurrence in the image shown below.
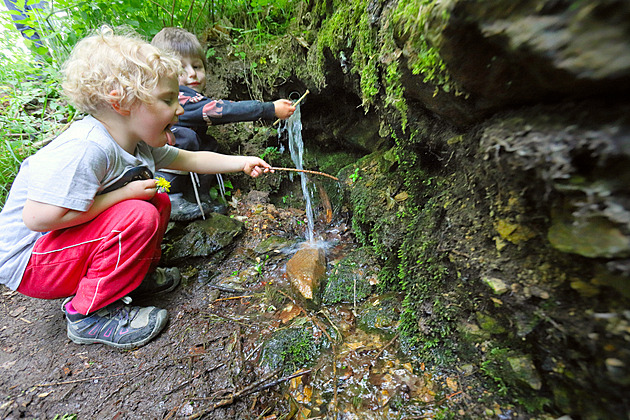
[0,26,272,349]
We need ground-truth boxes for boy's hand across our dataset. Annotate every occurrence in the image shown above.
[122,179,158,200]
[243,157,273,178]
[274,99,295,120]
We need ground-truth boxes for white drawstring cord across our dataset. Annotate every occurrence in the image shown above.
[190,172,205,220]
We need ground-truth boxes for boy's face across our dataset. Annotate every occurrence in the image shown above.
[129,76,184,147]
[178,55,206,93]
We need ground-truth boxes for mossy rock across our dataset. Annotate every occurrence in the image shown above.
[322,247,378,305]
[162,213,244,263]
[260,322,328,373]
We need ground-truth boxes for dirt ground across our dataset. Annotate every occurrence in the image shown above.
[0,198,319,420]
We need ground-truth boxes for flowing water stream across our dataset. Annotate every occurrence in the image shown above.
[279,104,316,242]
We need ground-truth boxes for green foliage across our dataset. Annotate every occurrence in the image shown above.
[0,140,35,207]
[260,146,281,162]
[0,11,72,208]
[209,179,233,203]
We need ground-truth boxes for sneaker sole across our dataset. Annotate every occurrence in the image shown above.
[66,310,168,350]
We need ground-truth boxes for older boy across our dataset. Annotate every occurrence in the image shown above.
[151,27,295,220]
[0,27,272,349]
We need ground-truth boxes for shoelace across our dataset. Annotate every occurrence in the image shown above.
[114,296,134,327]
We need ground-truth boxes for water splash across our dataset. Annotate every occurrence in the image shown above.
[279,104,316,242]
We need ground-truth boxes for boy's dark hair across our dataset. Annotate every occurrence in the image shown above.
[151,27,205,65]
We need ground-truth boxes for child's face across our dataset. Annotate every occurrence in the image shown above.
[178,55,206,93]
[129,76,184,147]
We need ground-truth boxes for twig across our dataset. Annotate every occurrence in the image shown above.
[188,368,283,419]
[202,312,251,327]
[211,295,252,303]
[247,369,311,394]
[271,167,339,181]
[372,333,400,366]
[273,89,310,126]
[190,369,311,419]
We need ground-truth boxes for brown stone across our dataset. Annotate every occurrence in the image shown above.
[286,245,327,299]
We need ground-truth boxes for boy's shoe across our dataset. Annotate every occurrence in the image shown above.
[62,298,168,350]
[131,267,182,298]
[169,192,210,221]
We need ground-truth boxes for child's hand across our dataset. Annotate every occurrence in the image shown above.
[123,179,159,200]
[274,99,295,120]
[243,157,273,178]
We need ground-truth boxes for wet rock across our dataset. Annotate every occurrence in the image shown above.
[163,213,244,262]
[475,312,507,335]
[458,321,491,343]
[507,354,542,391]
[286,244,327,300]
[260,324,326,373]
[254,235,297,254]
[548,214,630,258]
[356,294,401,338]
[398,0,630,123]
[482,276,509,295]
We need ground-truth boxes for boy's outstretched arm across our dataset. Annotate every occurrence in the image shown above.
[166,149,273,178]
[22,179,158,232]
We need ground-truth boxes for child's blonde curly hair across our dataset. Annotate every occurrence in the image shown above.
[62,26,181,115]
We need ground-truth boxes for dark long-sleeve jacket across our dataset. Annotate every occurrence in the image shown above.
[174,85,276,152]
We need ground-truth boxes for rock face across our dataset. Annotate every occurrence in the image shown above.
[279,0,630,417]
[397,0,630,124]
[204,0,630,416]
[285,244,327,300]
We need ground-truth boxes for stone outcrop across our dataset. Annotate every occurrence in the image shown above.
[287,0,630,418]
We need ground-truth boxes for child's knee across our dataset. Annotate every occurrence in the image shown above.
[120,200,161,232]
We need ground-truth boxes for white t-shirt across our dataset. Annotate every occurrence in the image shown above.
[0,115,179,290]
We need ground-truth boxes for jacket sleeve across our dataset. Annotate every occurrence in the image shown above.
[178,85,276,127]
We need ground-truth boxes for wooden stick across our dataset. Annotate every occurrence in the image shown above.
[271,166,339,181]
[273,89,310,126]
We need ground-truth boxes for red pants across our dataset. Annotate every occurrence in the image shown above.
[17,193,170,315]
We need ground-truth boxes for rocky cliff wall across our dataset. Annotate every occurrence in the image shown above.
[290,0,630,418]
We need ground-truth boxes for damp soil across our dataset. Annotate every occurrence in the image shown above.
[0,192,430,420]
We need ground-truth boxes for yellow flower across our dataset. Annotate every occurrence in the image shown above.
[155,176,171,193]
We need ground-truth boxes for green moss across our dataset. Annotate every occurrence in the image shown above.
[260,323,326,372]
[480,347,552,412]
[383,60,409,132]
[391,0,463,96]
[322,247,376,305]
[346,136,460,364]
[316,0,380,109]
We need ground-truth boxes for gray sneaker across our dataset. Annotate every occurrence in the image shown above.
[63,297,168,349]
[131,267,181,298]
